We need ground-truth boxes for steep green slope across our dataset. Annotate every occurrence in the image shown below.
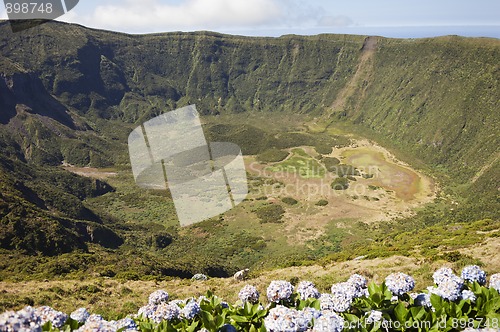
[334,36,499,219]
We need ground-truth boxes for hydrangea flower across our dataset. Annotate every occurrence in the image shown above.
[348,274,368,298]
[181,301,201,320]
[267,280,294,303]
[264,305,312,332]
[148,290,169,305]
[70,308,90,324]
[296,281,320,300]
[461,290,477,302]
[433,267,461,286]
[112,317,138,331]
[294,309,318,331]
[312,311,344,332]
[428,277,464,301]
[86,314,104,323]
[490,273,500,292]
[319,293,335,311]
[219,324,238,332]
[169,299,186,307]
[301,307,322,321]
[137,304,156,319]
[76,319,116,332]
[461,265,487,285]
[238,285,260,304]
[330,282,356,312]
[153,303,180,323]
[385,272,415,296]
[412,293,432,308]
[365,310,383,324]
[36,306,68,328]
[0,306,42,332]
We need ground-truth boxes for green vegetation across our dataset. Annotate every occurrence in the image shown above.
[315,199,329,206]
[314,143,333,155]
[281,197,298,205]
[267,148,325,178]
[254,204,286,224]
[256,148,289,163]
[323,157,341,171]
[0,21,498,288]
[331,177,349,190]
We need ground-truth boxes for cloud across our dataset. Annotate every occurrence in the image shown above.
[81,0,285,32]
[318,15,353,27]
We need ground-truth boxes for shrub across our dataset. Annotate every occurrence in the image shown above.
[314,144,333,155]
[331,177,349,190]
[281,197,298,205]
[315,199,329,206]
[4,267,499,332]
[255,204,285,223]
[323,157,341,171]
[256,148,289,163]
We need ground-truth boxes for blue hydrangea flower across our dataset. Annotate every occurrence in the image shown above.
[238,285,260,304]
[36,306,68,328]
[319,293,335,311]
[0,306,42,332]
[181,301,201,320]
[348,274,368,298]
[461,265,487,285]
[312,311,344,332]
[76,319,116,332]
[153,303,180,322]
[385,272,415,296]
[111,317,138,331]
[70,308,90,324]
[460,290,477,302]
[490,273,500,292]
[428,278,464,301]
[433,267,461,286]
[365,310,383,324]
[264,305,312,332]
[86,314,104,323]
[137,304,156,320]
[412,293,432,308]
[267,280,294,303]
[329,282,356,312]
[148,290,169,305]
[296,281,320,300]
[219,324,238,332]
[301,307,322,321]
[295,309,317,331]
[169,299,185,307]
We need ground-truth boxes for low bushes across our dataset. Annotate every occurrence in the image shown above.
[2,266,499,331]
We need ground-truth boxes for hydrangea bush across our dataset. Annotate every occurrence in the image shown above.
[1,266,499,331]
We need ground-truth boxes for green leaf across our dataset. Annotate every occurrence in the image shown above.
[410,306,426,321]
[186,320,199,332]
[230,315,250,323]
[343,313,359,323]
[484,298,500,314]
[368,282,380,296]
[394,303,408,323]
[430,294,444,312]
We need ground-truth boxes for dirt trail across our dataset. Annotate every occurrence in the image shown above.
[328,36,378,117]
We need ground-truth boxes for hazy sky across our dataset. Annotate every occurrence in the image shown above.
[2,0,500,38]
